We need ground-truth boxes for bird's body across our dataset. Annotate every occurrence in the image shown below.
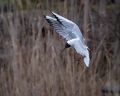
[44,12,90,67]
[68,38,85,56]
[67,38,89,67]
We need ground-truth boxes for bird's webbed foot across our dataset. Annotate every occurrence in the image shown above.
[77,56,85,65]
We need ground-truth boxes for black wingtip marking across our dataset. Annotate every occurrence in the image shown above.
[44,15,46,19]
[51,11,54,15]
[43,15,52,26]
[44,15,49,23]
[51,12,65,27]
[52,12,59,21]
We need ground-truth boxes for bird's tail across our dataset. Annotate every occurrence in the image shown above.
[84,50,90,67]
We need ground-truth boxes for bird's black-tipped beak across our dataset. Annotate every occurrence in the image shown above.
[62,47,66,52]
[62,43,71,52]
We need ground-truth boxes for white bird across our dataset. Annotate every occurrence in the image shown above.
[44,12,90,67]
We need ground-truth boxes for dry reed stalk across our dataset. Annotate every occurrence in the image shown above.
[0,0,120,96]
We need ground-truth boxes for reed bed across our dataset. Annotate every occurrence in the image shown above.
[0,0,120,96]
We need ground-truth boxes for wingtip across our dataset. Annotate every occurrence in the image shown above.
[44,15,46,18]
[51,11,54,14]
[51,11,57,17]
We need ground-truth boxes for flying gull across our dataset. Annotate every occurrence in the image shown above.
[44,12,90,67]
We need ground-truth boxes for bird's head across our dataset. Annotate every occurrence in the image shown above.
[62,43,71,52]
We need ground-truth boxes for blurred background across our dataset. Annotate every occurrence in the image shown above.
[0,0,120,96]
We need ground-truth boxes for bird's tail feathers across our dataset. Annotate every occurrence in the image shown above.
[84,50,90,67]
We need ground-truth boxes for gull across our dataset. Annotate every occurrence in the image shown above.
[44,12,90,67]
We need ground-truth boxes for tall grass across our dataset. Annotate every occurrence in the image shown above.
[0,0,120,96]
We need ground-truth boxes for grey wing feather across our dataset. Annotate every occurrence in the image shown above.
[52,12,85,42]
[44,15,76,40]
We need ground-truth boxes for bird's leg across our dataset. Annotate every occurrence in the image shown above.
[77,57,82,61]
[77,56,85,65]
[77,56,85,62]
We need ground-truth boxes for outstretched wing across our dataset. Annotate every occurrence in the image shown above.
[52,12,85,43]
[44,15,77,40]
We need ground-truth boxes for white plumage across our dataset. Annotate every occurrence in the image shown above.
[44,12,90,67]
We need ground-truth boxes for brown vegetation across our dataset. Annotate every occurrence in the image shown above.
[0,0,120,96]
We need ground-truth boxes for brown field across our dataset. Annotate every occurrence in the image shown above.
[0,0,120,96]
